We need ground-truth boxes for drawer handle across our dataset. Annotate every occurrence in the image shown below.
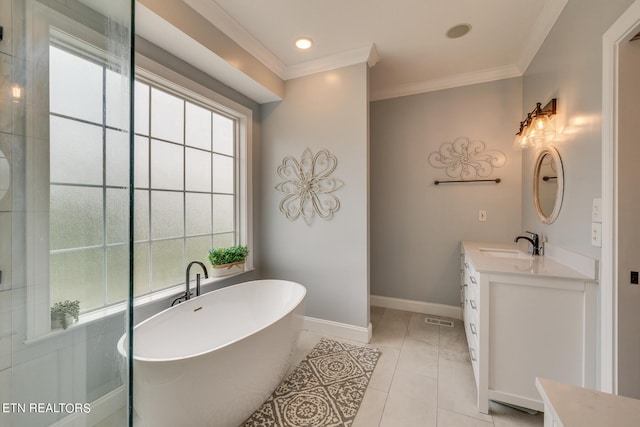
[470,347,477,362]
[470,323,477,335]
[469,276,477,284]
[470,299,477,310]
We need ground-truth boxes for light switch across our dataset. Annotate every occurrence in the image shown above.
[591,222,602,247]
[592,198,602,223]
[479,210,487,222]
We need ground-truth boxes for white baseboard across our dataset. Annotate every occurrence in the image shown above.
[302,316,372,343]
[370,295,462,320]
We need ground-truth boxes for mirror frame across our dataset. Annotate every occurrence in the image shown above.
[533,146,564,224]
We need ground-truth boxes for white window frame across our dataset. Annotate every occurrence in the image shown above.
[25,5,253,339]
[130,54,254,300]
[25,1,132,340]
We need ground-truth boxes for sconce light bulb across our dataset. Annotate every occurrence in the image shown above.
[532,115,548,131]
[11,84,22,100]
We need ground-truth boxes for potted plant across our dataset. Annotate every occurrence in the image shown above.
[208,245,248,277]
[51,300,80,330]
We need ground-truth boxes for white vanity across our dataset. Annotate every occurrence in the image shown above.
[460,240,597,414]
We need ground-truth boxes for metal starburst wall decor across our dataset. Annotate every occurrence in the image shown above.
[275,148,344,225]
[428,137,506,180]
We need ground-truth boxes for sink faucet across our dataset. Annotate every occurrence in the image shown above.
[515,231,540,255]
[185,261,209,301]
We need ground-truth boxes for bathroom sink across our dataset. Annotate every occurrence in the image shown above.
[479,248,532,260]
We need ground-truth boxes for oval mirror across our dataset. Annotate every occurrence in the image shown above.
[533,146,563,224]
[0,148,9,202]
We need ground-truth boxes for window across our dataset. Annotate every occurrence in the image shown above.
[48,43,251,315]
[49,43,130,311]
[132,79,240,296]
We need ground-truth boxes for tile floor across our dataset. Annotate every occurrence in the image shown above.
[292,307,544,427]
[97,306,544,427]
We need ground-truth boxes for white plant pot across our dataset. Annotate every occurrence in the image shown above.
[51,314,76,330]
[211,261,245,277]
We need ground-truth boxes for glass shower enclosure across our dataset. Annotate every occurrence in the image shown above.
[1,0,133,425]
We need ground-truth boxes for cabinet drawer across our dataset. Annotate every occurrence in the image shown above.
[469,341,479,385]
[465,313,479,349]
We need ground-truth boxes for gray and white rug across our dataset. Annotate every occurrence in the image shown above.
[242,338,381,427]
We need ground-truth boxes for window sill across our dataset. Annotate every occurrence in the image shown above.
[24,268,254,345]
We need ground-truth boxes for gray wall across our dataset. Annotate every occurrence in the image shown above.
[521,0,634,257]
[520,0,637,397]
[260,63,370,328]
[617,34,640,399]
[370,78,523,306]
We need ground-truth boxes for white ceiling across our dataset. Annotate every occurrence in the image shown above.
[176,0,568,101]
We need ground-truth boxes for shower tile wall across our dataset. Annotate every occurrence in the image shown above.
[0,1,16,425]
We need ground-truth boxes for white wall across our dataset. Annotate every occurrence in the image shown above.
[617,35,640,399]
[260,63,370,329]
[370,78,523,306]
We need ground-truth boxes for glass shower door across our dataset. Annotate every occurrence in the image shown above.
[1,0,133,425]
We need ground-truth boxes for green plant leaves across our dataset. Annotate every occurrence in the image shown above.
[208,245,248,266]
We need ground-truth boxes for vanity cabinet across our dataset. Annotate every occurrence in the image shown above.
[460,241,597,414]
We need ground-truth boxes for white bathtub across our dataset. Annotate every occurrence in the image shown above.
[117,279,306,427]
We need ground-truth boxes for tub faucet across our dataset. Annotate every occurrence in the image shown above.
[514,231,540,255]
[185,261,209,301]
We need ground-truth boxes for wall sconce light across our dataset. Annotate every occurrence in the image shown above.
[11,84,23,101]
[513,98,557,150]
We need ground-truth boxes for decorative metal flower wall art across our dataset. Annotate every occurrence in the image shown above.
[275,148,344,225]
[428,137,506,180]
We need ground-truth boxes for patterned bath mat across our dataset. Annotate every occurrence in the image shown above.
[242,338,381,427]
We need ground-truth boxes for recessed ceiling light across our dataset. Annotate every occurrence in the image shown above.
[295,37,313,50]
[446,24,472,39]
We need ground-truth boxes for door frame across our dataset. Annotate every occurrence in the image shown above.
[601,0,640,394]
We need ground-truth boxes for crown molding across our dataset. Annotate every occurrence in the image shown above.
[179,0,565,101]
[183,0,379,81]
[370,64,522,101]
[516,0,569,73]
[136,3,283,103]
[183,0,288,78]
[283,44,379,80]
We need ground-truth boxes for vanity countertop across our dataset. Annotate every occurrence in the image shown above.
[536,377,640,427]
[461,241,595,281]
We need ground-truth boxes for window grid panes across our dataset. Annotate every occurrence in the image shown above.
[134,80,238,297]
[50,44,239,313]
[49,44,129,312]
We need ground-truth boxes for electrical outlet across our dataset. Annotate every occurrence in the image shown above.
[591,223,602,247]
[592,198,602,223]
[631,271,639,285]
[479,210,487,222]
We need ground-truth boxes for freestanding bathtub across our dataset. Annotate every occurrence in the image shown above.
[117,279,306,427]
